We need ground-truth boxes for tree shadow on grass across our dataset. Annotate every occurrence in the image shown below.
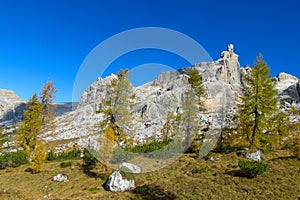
[82,164,99,179]
[133,184,177,200]
[269,155,297,161]
[225,170,262,179]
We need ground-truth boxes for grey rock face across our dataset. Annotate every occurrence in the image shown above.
[56,102,79,117]
[105,171,134,192]
[42,45,244,145]
[275,72,300,104]
[3,45,300,152]
[0,89,26,124]
[78,74,117,109]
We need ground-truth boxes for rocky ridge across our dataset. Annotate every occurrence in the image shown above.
[47,44,300,149]
[1,44,299,150]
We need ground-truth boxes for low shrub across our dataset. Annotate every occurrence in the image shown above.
[60,161,73,168]
[0,151,28,169]
[147,139,184,158]
[126,140,170,154]
[46,149,81,161]
[238,159,268,178]
[82,148,98,168]
[191,166,208,174]
[134,185,150,194]
[110,147,135,164]
[111,140,183,163]
[46,150,56,161]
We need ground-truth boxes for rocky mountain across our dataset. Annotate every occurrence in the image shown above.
[0,90,77,130]
[0,89,26,125]
[1,44,299,150]
[43,44,299,149]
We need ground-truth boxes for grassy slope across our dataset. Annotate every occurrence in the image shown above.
[0,150,299,200]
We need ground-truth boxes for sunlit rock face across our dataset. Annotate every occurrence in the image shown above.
[2,44,299,149]
[41,44,300,145]
[275,72,300,104]
[47,44,244,145]
[0,89,26,124]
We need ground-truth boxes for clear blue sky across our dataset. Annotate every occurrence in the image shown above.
[0,0,299,102]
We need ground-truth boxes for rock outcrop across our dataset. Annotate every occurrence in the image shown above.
[39,44,256,146]
[275,72,300,104]
[1,44,299,152]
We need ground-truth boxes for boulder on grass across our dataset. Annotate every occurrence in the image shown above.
[52,173,68,182]
[105,171,134,192]
[245,150,263,162]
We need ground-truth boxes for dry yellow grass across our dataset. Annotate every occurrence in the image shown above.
[0,150,299,200]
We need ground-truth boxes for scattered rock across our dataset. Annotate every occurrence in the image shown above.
[206,156,220,161]
[43,194,51,199]
[237,150,263,162]
[105,171,134,192]
[52,173,68,182]
[245,150,263,162]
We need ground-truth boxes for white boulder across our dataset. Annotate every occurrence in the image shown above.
[52,173,68,182]
[245,150,263,162]
[105,171,134,192]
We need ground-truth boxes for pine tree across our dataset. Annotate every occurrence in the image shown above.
[161,112,177,141]
[41,80,57,134]
[161,69,205,153]
[98,69,135,144]
[236,55,283,149]
[17,93,43,157]
[0,125,3,149]
[180,88,200,151]
[188,69,205,107]
[183,69,205,152]
[31,140,46,173]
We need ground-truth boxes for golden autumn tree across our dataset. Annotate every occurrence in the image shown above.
[17,93,43,157]
[98,126,116,172]
[31,140,47,173]
[97,69,135,145]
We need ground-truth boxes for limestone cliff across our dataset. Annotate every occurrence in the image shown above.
[1,45,299,150]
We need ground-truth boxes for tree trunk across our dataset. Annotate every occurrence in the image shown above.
[251,110,259,146]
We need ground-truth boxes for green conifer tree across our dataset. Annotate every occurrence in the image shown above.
[185,69,205,152]
[188,69,205,107]
[98,69,135,145]
[0,125,3,149]
[180,88,200,151]
[236,55,284,149]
